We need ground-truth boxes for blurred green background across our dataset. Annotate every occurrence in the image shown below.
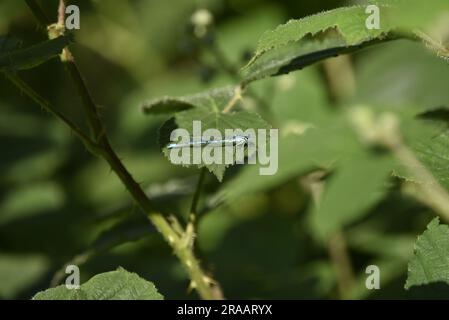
[1,0,449,299]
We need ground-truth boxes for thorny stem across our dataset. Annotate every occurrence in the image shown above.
[3,71,96,152]
[23,0,223,300]
[7,70,221,299]
[184,168,207,265]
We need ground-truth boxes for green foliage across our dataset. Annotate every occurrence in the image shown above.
[218,115,359,201]
[2,0,449,300]
[248,6,393,64]
[408,132,449,190]
[406,218,449,289]
[311,153,395,240]
[33,268,164,300]
[142,86,238,115]
[242,1,449,83]
[242,5,397,82]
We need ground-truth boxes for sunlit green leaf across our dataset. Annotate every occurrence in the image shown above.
[405,218,449,289]
[242,5,398,82]
[33,267,164,300]
[148,86,271,181]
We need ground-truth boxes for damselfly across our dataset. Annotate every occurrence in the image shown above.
[167,135,250,149]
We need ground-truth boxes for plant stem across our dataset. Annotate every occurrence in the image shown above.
[63,56,105,141]
[23,0,223,300]
[3,71,95,150]
[24,0,51,26]
[8,72,220,299]
[190,168,207,216]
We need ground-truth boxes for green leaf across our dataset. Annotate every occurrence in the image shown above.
[143,86,237,115]
[142,97,194,115]
[311,152,395,240]
[395,121,449,191]
[149,86,271,181]
[413,132,449,190]
[242,1,449,83]
[405,218,449,289]
[249,6,392,61]
[242,5,398,83]
[33,267,164,300]
[33,285,86,300]
[0,35,72,71]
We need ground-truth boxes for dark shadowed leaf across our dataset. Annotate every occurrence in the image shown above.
[0,35,72,71]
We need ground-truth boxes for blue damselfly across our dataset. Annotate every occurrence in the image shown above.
[167,135,250,149]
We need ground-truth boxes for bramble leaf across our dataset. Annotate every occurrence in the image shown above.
[143,86,237,115]
[242,31,398,84]
[242,5,398,83]
[147,86,271,181]
[248,6,393,63]
[32,267,164,300]
[242,1,449,83]
[395,124,449,191]
[405,218,449,289]
[142,97,194,115]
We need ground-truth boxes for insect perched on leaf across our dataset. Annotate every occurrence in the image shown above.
[167,135,251,149]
